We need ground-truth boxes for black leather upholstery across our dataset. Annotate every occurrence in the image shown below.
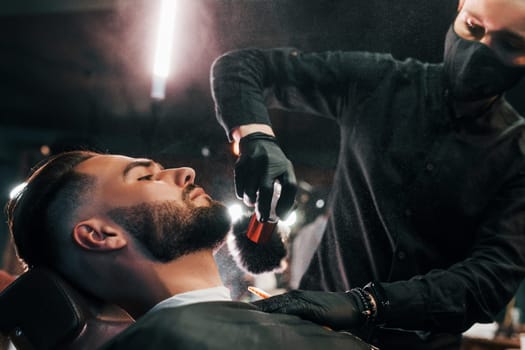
[0,267,133,350]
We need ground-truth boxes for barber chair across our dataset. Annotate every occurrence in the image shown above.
[0,267,133,350]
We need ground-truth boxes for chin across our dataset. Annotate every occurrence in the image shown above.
[185,200,232,250]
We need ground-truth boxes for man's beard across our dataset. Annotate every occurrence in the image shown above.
[107,188,232,262]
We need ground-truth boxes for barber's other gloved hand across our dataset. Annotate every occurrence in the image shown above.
[236,132,297,221]
[252,289,370,331]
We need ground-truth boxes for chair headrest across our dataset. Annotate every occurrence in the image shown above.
[0,267,133,350]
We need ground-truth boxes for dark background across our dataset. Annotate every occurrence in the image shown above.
[1,0,524,264]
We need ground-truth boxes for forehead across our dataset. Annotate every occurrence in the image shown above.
[462,0,525,34]
[74,154,138,175]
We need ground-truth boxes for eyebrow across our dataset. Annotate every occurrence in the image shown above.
[122,160,164,179]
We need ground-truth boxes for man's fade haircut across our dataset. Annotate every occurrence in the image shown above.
[6,150,99,270]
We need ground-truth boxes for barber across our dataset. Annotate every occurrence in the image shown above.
[210,0,525,349]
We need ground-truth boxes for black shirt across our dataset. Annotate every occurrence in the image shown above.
[211,48,525,333]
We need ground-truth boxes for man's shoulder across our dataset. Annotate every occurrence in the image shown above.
[130,301,255,332]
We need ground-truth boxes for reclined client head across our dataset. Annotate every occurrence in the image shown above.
[7,151,231,318]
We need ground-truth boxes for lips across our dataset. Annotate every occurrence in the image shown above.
[189,187,207,200]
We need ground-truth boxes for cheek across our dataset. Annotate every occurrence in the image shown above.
[453,16,470,40]
[100,183,184,207]
[453,15,462,33]
[139,187,184,202]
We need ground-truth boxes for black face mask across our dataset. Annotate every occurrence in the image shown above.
[443,25,525,102]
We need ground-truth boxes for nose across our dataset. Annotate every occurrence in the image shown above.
[156,167,196,187]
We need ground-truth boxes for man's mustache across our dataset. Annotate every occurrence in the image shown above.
[182,184,200,201]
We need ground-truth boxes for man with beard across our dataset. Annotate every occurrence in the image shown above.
[210,0,525,349]
[6,151,372,350]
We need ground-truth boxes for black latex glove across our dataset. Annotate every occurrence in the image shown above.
[236,132,297,221]
[252,290,367,331]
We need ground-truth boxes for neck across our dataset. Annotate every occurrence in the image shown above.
[155,250,224,296]
[116,250,224,319]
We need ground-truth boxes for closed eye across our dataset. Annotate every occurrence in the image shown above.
[137,175,154,181]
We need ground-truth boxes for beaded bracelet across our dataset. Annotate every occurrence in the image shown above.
[347,287,377,325]
[363,282,390,325]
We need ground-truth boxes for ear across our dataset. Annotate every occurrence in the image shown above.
[73,218,127,251]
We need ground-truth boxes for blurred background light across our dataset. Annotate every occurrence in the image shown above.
[281,210,297,227]
[9,182,27,200]
[201,146,210,157]
[151,0,177,99]
[40,145,51,156]
[228,203,244,222]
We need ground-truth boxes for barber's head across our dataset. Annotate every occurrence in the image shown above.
[444,0,525,101]
[7,151,231,295]
[455,0,525,66]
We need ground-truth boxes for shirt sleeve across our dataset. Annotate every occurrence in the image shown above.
[210,47,397,141]
[381,171,525,332]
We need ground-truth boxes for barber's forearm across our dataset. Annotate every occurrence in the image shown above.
[231,124,275,142]
[381,258,515,333]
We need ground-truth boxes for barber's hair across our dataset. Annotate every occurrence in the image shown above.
[6,151,99,270]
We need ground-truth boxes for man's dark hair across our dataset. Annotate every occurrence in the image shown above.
[6,151,99,269]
